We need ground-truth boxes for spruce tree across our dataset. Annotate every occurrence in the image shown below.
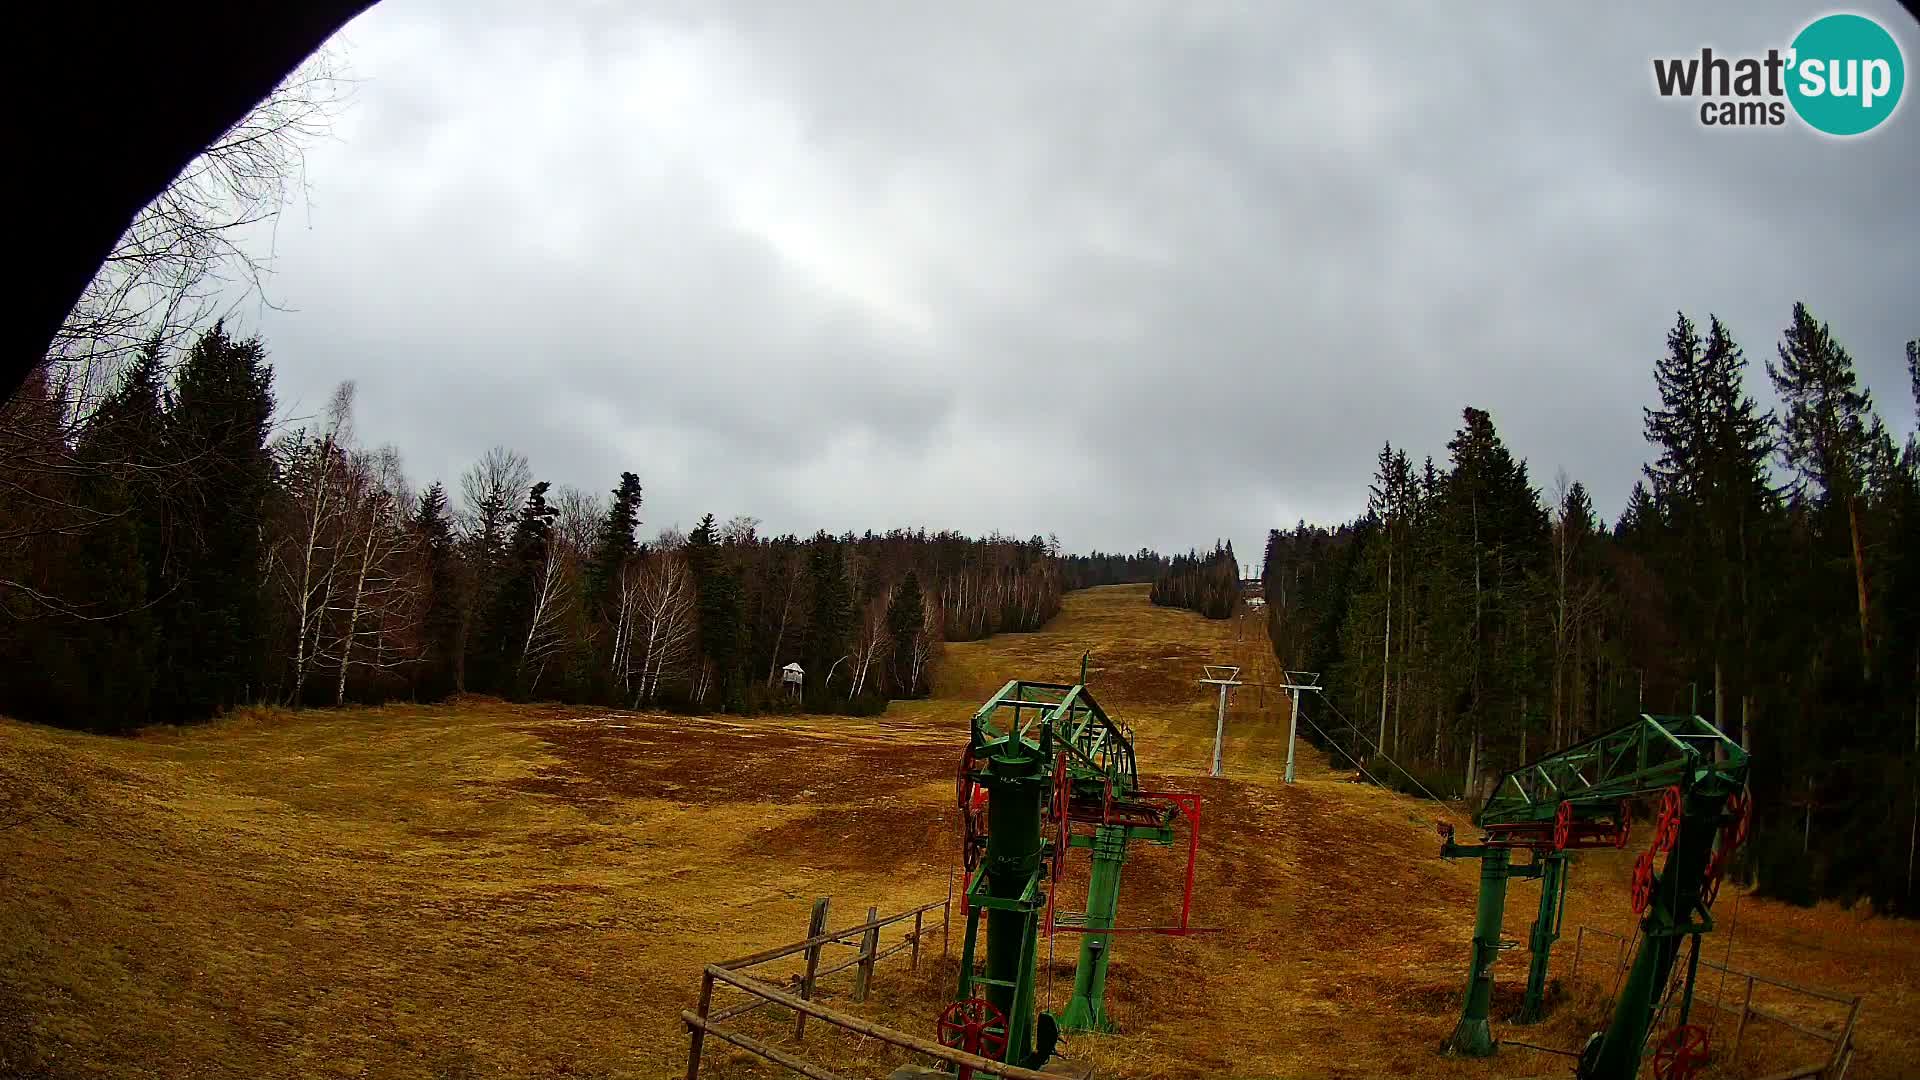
[1440,406,1548,768]
[687,514,744,709]
[473,482,558,697]
[1642,314,1773,725]
[1768,302,1881,677]
[1769,302,1879,505]
[887,570,926,696]
[414,482,461,699]
[584,471,642,618]
[803,536,854,703]
[55,349,167,730]
[157,323,276,719]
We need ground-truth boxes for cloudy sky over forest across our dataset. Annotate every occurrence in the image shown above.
[243,0,1919,561]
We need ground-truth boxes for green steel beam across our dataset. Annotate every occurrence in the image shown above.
[1444,845,1513,1056]
[1479,715,1748,827]
[1520,854,1567,1024]
[1059,824,1127,1033]
[1579,781,1739,1080]
[1439,712,1749,1077]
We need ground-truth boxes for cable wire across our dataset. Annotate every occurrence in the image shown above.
[1304,690,1475,829]
[1292,708,1476,838]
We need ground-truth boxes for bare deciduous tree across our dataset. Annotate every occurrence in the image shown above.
[457,446,532,552]
[323,446,421,704]
[632,552,697,705]
[721,515,761,546]
[1548,470,1605,749]
[517,527,575,690]
[268,381,354,705]
[551,485,603,556]
[910,595,942,695]
[763,547,807,687]
[849,590,893,699]
[51,52,352,415]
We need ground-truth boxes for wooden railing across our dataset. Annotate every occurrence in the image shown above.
[684,893,1062,1080]
[1569,925,1863,1079]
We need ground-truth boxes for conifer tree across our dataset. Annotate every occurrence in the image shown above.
[413,482,461,699]
[473,481,558,697]
[1642,313,1773,731]
[687,513,744,709]
[157,323,276,718]
[1769,302,1882,677]
[803,536,854,702]
[59,350,166,730]
[887,570,926,696]
[584,471,642,618]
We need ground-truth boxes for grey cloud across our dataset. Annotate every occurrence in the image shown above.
[242,0,1920,561]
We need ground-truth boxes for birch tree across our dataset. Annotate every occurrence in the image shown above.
[633,552,697,705]
[325,446,421,704]
[270,381,355,706]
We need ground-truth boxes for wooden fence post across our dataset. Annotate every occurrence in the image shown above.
[1730,974,1756,1060]
[853,905,880,1002]
[1571,927,1584,982]
[685,969,714,1080]
[1827,995,1862,1076]
[795,897,830,1040]
[911,909,924,970]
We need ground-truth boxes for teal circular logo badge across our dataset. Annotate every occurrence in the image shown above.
[1787,14,1905,135]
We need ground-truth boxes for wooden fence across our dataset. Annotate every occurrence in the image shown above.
[683,893,1068,1080]
[1569,926,1862,1080]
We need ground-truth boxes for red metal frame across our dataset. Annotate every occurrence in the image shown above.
[1651,1023,1710,1080]
[937,997,1008,1080]
[1048,789,1221,936]
[1482,804,1631,852]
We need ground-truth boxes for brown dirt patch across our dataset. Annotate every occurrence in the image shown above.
[502,717,943,808]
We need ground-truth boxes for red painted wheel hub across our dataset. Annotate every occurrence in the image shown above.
[1553,800,1574,851]
[957,745,977,812]
[1652,1023,1711,1080]
[1701,849,1725,909]
[937,997,1008,1080]
[1654,785,1683,854]
[962,793,986,873]
[1631,849,1656,915]
[1724,790,1753,851]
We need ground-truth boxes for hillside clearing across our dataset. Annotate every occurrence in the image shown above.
[2,586,1914,1079]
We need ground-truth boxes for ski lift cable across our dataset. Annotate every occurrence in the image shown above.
[1309,690,1474,829]
[1293,708,1471,833]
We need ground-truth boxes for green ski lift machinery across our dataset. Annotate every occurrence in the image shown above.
[944,671,1212,1072]
[1436,713,1752,1080]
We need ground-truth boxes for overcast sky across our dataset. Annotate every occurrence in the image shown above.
[238,1,1919,566]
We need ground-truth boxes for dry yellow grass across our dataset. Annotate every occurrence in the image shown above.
[1,585,1914,1079]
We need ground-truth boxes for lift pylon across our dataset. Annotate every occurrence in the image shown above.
[953,677,1212,1063]
[1437,713,1750,1080]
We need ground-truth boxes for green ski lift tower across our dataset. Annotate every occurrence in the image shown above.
[1436,713,1752,1080]
[945,675,1211,1071]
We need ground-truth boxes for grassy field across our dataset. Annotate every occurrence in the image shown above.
[2,584,1914,1079]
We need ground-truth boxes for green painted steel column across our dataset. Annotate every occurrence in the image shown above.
[1583,929,1683,1079]
[1446,845,1512,1056]
[984,744,1044,1064]
[1580,787,1723,1080]
[1519,853,1567,1024]
[1060,824,1127,1032]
